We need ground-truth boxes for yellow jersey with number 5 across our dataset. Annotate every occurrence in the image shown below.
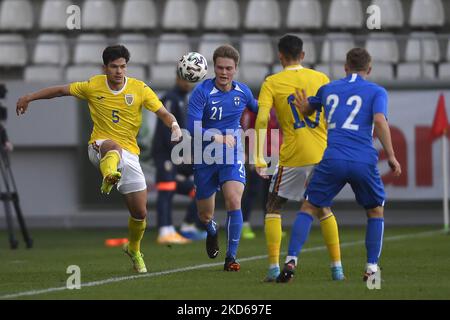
[69,75,162,155]
[256,65,330,167]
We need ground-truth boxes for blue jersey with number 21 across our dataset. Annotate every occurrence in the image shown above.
[308,73,388,166]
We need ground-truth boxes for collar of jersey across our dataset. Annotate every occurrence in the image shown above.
[105,76,128,95]
[284,64,303,71]
[345,73,363,82]
[212,78,240,93]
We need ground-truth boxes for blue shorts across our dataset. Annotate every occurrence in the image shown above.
[304,159,385,209]
[194,163,246,200]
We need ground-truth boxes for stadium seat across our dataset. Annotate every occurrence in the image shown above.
[126,64,147,80]
[156,34,191,64]
[33,34,69,66]
[65,65,103,82]
[0,0,34,30]
[39,0,72,31]
[198,33,231,65]
[367,63,394,81]
[286,0,322,29]
[409,0,444,27]
[365,33,399,63]
[405,32,440,63]
[240,34,274,64]
[397,63,436,80]
[149,64,178,89]
[162,0,199,30]
[0,34,27,67]
[239,64,270,89]
[438,63,450,80]
[314,63,345,80]
[24,66,64,82]
[321,33,355,63]
[203,0,240,30]
[244,0,281,30]
[327,0,363,29]
[118,34,153,65]
[74,34,108,64]
[121,0,158,30]
[370,0,404,28]
[293,33,317,65]
[82,0,117,30]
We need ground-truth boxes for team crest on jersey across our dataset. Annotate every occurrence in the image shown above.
[125,94,134,106]
[234,96,240,107]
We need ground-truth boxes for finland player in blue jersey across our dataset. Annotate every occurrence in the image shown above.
[276,48,401,283]
[186,45,258,271]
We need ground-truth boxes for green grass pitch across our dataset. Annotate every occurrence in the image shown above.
[0,227,449,300]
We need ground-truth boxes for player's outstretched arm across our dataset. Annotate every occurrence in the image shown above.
[155,106,182,142]
[16,85,71,116]
[374,113,402,176]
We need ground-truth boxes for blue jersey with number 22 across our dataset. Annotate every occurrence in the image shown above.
[308,73,388,166]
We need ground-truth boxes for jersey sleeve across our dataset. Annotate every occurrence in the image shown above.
[373,87,388,117]
[142,84,163,112]
[244,86,258,113]
[308,85,326,111]
[69,81,90,100]
[186,85,207,137]
[254,79,273,167]
[258,78,274,111]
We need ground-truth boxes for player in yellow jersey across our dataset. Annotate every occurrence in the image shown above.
[16,45,182,274]
[255,35,345,282]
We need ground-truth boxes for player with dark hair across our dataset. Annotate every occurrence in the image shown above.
[255,34,344,282]
[16,45,182,274]
[277,48,401,283]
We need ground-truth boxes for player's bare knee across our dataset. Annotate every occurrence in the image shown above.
[131,209,147,220]
[198,211,213,224]
[224,195,241,211]
[266,193,287,215]
[367,206,384,218]
[300,200,318,215]
[316,207,332,220]
[100,140,122,157]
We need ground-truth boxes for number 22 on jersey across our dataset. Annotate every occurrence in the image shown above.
[326,94,362,131]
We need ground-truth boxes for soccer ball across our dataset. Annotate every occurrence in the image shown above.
[177,52,208,83]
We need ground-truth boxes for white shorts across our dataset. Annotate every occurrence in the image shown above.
[88,140,147,194]
[269,165,315,201]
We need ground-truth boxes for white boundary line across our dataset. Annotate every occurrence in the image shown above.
[0,229,444,300]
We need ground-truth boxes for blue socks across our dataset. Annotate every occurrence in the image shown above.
[225,209,243,259]
[205,220,217,236]
[287,212,314,257]
[366,217,384,264]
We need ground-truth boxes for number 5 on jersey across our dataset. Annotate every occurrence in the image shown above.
[112,110,120,123]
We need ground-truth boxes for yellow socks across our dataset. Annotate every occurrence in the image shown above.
[128,217,147,253]
[265,214,282,267]
[320,213,342,266]
[99,150,120,179]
